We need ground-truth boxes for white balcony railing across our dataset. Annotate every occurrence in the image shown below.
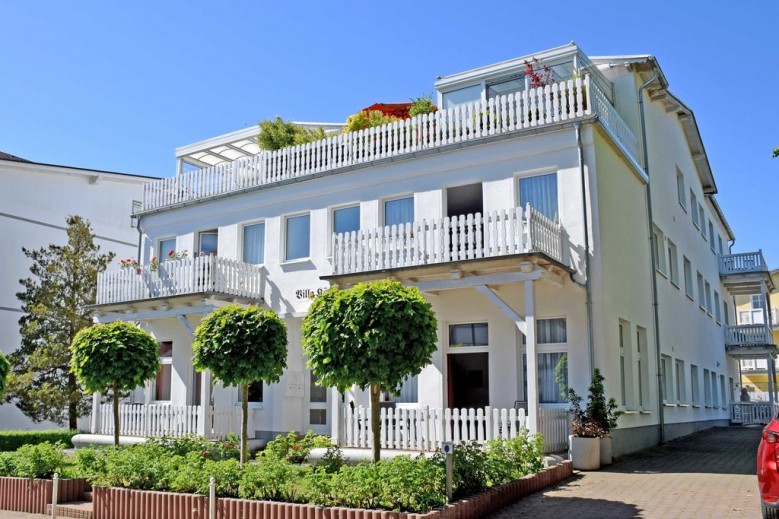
[331,205,564,276]
[96,404,240,440]
[142,76,638,211]
[341,405,568,454]
[724,324,772,346]
[720,251,768,276]
[730,402,776,425]
[96,256,263,305]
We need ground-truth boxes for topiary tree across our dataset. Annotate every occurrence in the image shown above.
[0,352,9,400]
[70,321,159,446]
[302,279,438,462]
[193,305,287,466]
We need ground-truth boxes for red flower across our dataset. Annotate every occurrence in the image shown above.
[168,250,175,257]
[293,445,301,451]
[225,443,232,449]
[202,450,209,457]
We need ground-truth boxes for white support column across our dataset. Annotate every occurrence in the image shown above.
[331,389,342,445]
[197,370,213,438]
[768,354,776,414]
[90,392,101,434]
[525,280,538,435]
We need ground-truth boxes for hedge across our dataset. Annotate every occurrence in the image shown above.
[0,430,79,451]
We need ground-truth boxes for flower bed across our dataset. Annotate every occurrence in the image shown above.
[91,462,572,519]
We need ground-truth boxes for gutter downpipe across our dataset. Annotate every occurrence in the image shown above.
[638,71,664,444]
[574,122,595,375]
[135,214,143,264]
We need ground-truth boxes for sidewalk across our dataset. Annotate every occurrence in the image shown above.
[490,425,762,518]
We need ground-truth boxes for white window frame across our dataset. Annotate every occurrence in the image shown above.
[708,221,715,252]
[697,272,705,310]
[676,168,686,211]
[683,256,694,300]
[690,190,699,228]
[667,240,679,286]
[690,365,700,406]
[720,374,727,409]
[636,326,649,409]
[661,355,673,404]
[675,359,686,404]
[653,226,667,276]
[282,212,312,263]
[704,281,712,316]
[714,291,721,324]
[698,205,706,238]
[241,220,266,266]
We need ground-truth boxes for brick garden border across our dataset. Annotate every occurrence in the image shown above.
[92,461,572,519]
[0,476,88,514]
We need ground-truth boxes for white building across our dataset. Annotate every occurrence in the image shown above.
[0,152,151,430]
[87,43,774,457]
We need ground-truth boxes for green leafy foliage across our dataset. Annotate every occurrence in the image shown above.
[342,110,401,133]
[0,430,79,451]
[145,434,240,461]
[408,94,437,117]
[70,322,159,395]
[318,446,345,474]
[238,458,306,502]
[262,431,331,464]
[448,441,489,498]
[568,368,621,437]
[773,146,779,159]
[302,280,437,395]
[0,442,67,479]
[7,216,113,428]
[257,117,328,151]
[484,432,545,486]
[0,352,8,400]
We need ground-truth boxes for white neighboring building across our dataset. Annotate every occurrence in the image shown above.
[87,43,774,456]
[0,152,152,430]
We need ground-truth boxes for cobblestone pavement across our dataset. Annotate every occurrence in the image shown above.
[491,426,762,518]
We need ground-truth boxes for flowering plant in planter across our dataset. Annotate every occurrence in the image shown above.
[119,258,139,270]
[166,249,188,260]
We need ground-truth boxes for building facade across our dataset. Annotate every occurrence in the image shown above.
[0,153,151,430]
[88,44,774,456]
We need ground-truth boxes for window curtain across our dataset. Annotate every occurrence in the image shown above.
[519,173,558,221]
[384,197,414,226]
[523,352,568,404]
[395,374,418,403]
[243,223,265,264]
[286,215,310,260]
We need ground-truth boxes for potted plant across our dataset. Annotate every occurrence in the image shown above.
[567,386,603,470]
[568,368,622,469]
[585,369,621,465]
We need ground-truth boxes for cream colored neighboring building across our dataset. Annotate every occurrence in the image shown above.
[85,43,773,457]
[0,152,152,430]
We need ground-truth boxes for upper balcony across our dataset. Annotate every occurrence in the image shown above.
[719,251,774,295]
[329,204,568,280]
[724,324,776,357]
[141,75,638,212]
[96,256,263,307]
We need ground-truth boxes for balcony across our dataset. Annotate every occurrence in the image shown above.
[724,324,775,357]
[96,256,263,306]
[719,251,773,295]
[142,75,638,212]
[330,205,565,277]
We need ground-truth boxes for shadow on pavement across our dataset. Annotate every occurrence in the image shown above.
[515,496,642,518]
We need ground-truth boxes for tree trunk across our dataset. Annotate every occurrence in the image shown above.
[113,385,120,447]
[370,383,381,463]
[68,373,78,430]
[241,383,248,468]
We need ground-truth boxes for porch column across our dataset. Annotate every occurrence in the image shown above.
[525,280,538,435]
[767,354,776,413]
[90,392,101,434]
[331,389,342,445]
[761,281,771,342]
[197,370,213,438]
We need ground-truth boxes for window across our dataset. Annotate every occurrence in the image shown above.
[243,223,265,265]
[711,371,719,407]
[159,238,176,259]
[537,318,567,343]
[718,236,724,255]
[384,197,414,226]
[487,74,526,100]
[697,272,705,310]
[333,205,360,235]
[724,302,730,325]
[199,231,218,256]
[690,191,699,228]
[619,321,632,407]
[719,374,727,408]
[523,352,568,404]
[636,327,649,408]
[683,257,693,299]
[519,173,558,221]
[652,226,666,274]
[714,292,721,323]
[691,365,700,405]
[708,221,715,251]
[661,355,672,403]
[667,240,679,285]
[704,281,712,315]
[675,359,686,403]
[752,294,766,310]
[155,341,173,401]
[698,205,705,237]
[239,382,263,403]
[441,84,482,110]
[449,323,488,347]
[676,169,686,210]
[285,214,311,261]
[704,368,712,407]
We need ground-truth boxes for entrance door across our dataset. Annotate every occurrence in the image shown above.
[446,183,483,258]
[306,371,329,435]
[447,352,489,409]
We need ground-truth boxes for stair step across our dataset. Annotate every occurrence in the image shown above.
[46,501,93,519]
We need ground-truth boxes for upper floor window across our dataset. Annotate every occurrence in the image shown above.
[708,222,715,251]
[718,236,724,255]
[159,238,176,259]
[698,205,706,237]
[752,294,766,310]
[441,84,482,110]
[333,205,360,235]
[519,173,558,221]
[487,74,525,100]
[199,230,218,256]
[690,191,699,228]
[243,222,265,265]
[384,197,414,227]
[676,169,686,210]
[285,214,311,261]
[683,256,694,299]
[667,240,679,286]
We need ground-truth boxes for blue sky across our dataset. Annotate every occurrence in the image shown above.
[1,1,776,264]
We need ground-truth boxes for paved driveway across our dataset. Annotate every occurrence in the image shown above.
[491,426,762,518]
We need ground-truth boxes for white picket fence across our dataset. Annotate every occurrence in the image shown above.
[97,404,240,439]
[730,402,776,425]
[538,406,570,453]
[142,75,637,212]
[331,205,564,275]
[96,256,263,305]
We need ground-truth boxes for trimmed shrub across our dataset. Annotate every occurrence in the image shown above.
[0,430,78,451]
